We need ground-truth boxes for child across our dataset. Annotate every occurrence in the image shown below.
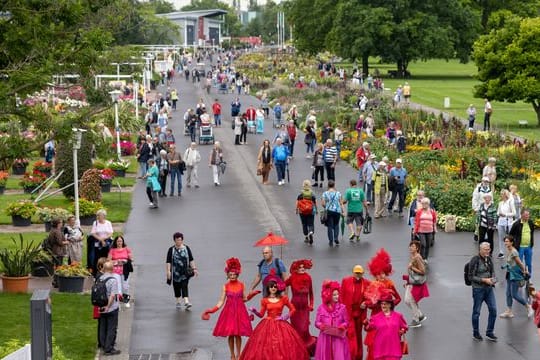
[531,285,540,342]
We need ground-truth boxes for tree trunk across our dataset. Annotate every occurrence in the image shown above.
[362,54,369,78]
[533,100,540,127]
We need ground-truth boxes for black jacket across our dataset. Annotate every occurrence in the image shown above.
[137,143,151,163]
[509,219,535,248]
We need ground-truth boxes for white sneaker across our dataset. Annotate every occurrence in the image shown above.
[527,306,534,318]
[499,311,514,318]
[148,202,154,207]
[124,302,131,308]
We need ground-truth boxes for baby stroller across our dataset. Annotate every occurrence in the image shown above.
[183,118,190,136]
[218,82,228,94]
[198,119,214,145]
[247,120,256,134]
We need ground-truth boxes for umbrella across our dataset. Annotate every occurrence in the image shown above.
[254,232,289,258]
[340,214,346,238]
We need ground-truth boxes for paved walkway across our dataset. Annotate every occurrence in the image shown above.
[118,66,539,360]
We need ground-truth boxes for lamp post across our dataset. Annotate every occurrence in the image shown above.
[109,90,122,160]
[72,128,87,225]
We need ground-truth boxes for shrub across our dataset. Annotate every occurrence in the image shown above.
[36,207,72,223]
[56,133,93,198]
[19,170,47,189]
[5,200,38,218]
[0,171,8,186]
[32,161,53,173]
[79,168,102,202]
[71,199,103,217]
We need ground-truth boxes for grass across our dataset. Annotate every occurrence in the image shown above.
[0,192,133,225]
[0,293,97,360]
[343,59,539,140]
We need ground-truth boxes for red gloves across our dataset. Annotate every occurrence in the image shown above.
[249,307,263,318]
[308,304,314,312]
[246,290,261,301]
[201,306,219,320]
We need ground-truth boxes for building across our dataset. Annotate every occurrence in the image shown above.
[169,0,282,12]
[158,9,227,47]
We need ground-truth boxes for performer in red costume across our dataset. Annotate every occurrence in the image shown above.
[201,258,259,360]
[285,259,317,355]
[341,265,371,360]
[363,249,401,360]
[240,270,309,360]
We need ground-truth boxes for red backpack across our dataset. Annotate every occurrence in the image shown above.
[297,198,314,215]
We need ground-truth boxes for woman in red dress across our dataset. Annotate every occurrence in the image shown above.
[285,259,317,355]
[240,270,309,360]
[202,258,255,360]
[363,248,402,360]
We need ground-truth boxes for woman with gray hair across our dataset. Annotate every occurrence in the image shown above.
[140,159,161,208]
[209,141,223,186]
[477,193,497,255]
[157,149,169,197]
[496,189,516,259]
[87,209,114,275]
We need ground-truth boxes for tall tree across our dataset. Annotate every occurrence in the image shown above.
[244,1,285,44]
[472,13,540,126]
[471,0,540,30]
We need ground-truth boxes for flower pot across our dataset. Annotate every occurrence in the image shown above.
[0,185,5,195]
[23,186,37,194]
[32,261,54,277]
[12,164,27,175]
[80,215,96,226]
[1,275,30,293]
[40,169,52,178]
[57,275,85,293]
[101,182,111,193]
[11,215,31,227]
[113,169,126,177]
[44,221,52,232]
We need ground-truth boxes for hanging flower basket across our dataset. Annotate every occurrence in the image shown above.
[11,215,32,227]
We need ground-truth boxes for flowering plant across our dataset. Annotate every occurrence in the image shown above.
[107,159,130,171]
[5,200,38,218]
[19,170,47,188]
[35,207,71,223]
[112,141,136,156]
[0,171,8,186]
[54,263,91,277]
[100,168,115,182]
[119,132,132,141]
[70,199,103,217]
[33,161,53,172]
[13,158,29,166]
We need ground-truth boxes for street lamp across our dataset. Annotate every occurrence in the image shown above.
[72,128,87,225]
[109,90,122,160]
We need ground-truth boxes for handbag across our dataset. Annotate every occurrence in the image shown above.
[186,265,195,278]
[401,336,409,355]
[408,268,427,285]
[320,210,328,226]
[256,168,262,176]
[363,214,372,234]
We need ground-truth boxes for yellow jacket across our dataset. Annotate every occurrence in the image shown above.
[374,169,388,195]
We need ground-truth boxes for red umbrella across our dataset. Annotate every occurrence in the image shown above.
[254,232,289,247]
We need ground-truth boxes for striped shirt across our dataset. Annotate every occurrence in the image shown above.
[323,146,338,163]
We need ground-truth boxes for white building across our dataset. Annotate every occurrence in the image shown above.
[158,9,227,47]
[169,0,282,12]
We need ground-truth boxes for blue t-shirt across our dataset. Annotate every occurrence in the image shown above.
[323,190,342,213]
[272,145,289,162]
[390,167,407,184]
[258,258,286,281]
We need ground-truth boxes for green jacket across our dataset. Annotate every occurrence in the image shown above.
[476,203,497,229]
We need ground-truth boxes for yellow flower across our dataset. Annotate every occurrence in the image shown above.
[340,150,352,161]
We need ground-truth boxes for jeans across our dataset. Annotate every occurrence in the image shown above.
[299,214,315,236]
[497,224,510,255]
[472,287,497,336]
[98,309,119,353]
[506,279,528,308]
[417,232,434,260]
[169,167,182,195]
[468,115,475,129]
[388,183,405,213]
[289,139,295,157]
[483,113,491,131]
[214,114,221,126]
[326,210,341,245]
[306,140,314,154]
[138,161,147,177]
[365,182,374,203]
[335,140,342,159]
[519,246,533,274]
[275,161,286,182]
[189,126,196,142]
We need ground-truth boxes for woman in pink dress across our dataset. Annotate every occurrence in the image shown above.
[240,271,309,360]
[315,280,351,360]
[107,235,133,306]
[285,259,317,355]
[366,290,408,360]
[201,258,254,360]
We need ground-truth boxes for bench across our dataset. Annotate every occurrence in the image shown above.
[518,120,529,127]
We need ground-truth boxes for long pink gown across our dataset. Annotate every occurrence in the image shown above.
[367,311,408,360]
[314,302,351,360]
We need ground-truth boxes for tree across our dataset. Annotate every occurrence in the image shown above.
[181,0,242,36]
[471,0,540,31]
[472,14,540,126]
[243,1,285,44]
[56,131,94,198]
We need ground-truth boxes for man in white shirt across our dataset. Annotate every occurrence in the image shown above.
[183,142,201,188]
[483,98,492,131]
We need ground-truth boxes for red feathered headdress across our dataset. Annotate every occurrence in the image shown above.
[224,257,242,275]
[290,259,313,273]
[367,248,393,277]
[321,280,340,304]
[263,268,286,292]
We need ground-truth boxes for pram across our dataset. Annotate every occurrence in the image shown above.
[183,118,190,136]
[198,120,214,144]
[247,120,256,134]
[218,82,228,94]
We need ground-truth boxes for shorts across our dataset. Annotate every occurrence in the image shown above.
[347,212,364,225]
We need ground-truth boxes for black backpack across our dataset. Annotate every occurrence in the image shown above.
[41,236,53,253]
[464,256,478,286]
[91,276,113,307]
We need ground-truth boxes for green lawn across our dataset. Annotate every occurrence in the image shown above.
[0,293,97,360]
[345,59,539,140]
[0,192,133,225]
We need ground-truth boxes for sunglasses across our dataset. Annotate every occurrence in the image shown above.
[269,284,278,289]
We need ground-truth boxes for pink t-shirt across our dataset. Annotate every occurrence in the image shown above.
[417,211,435,233]
[109,247,132,275]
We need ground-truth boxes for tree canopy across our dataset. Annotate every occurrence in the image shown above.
[181,0,242,36]
[472,14,540,126]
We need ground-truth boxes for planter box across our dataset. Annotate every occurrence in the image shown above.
[80,215,96,226]
[113,169,126,177]
[1,275,30,293]
[57,275,85,293]
[101,182,111,193]
[12,164,27,175]
[23,186,37,194]
[12,215,31,227]
[32,261,54,277]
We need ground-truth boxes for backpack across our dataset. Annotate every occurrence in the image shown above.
[258,258,282,278]
[275,107,282,118]
[41,236,53,253]
[464,256,479,286]
[91,276,113,307]
[397,136,406,152]
[297,198,314,216]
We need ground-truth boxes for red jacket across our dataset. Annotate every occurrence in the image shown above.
[246,107,257,121]
[341,276,371,319]
[287,124,297,140]
[356,147,370,169]
[212,102,221,115]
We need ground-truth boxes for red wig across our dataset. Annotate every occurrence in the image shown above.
[290,259,313,273]
[367,248,393,277]
[224,257,242,275]
[321,280,340,304]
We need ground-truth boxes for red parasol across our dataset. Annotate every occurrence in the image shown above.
[254,232,289,258]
